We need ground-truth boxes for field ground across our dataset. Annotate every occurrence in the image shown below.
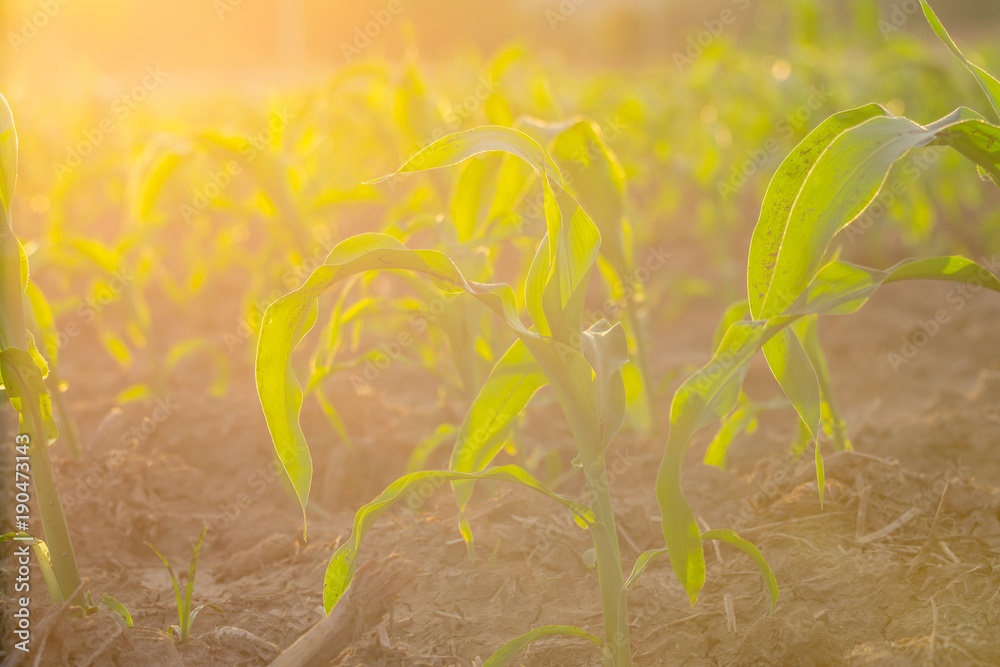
[4,276,999,666]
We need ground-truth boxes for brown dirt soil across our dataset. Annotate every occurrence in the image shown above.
[2,279,1000,666]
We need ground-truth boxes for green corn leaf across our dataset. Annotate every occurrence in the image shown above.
[752,105,1000,324]
[704,393,787,468]
[323,465,594,612]
[451,157,488,242]
[624,548,667,591]
[525,234,555,336]
[748,104,887,320]
[450,339,547,506]
[920,0,1000,122]
[115,383,152,404]
[100,330,133,367]
[785,255,1000,317]
[748,105,1000,470]
[407,423,457,473]
[0,94,27,354]
[182,527,208,639]
[523,116,632,277]
[0,231,29,352]
[712,300,750,351]
[662,252,1000,606]
[486,154,534,229]
[24,282,57,365]
[761,329,822,443]
[145,542,183,636]
[0,93,16,214]
[758,113,941,318]
[128,140,188,225]
[579,319,629,452]
[623,529,777,616]
[928,118,1000,185]
[313,387,352,449]
[99,594,134,629]
[381,122,603,349]
[701,529,778,616]
[1,347,58,442]
[484,624,605,666]
[656,319,782,605]
[790,316,850,451]
[368,125,563,187]
[68,238,127,277]
[256,233,609,532]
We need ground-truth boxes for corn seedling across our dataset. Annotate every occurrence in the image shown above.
[146,526,213,643]
[0,93,82,604]
[256,126,777,666]
[657,0,1000,608]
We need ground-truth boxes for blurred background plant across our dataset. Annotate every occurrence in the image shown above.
[2,0,999,486]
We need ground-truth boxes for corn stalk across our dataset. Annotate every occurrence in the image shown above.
[0,93,81,604]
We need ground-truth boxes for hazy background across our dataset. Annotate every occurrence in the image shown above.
[2,0,999,95]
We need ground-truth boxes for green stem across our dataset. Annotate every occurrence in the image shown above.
[23,394,81,604]
[584,457,632,667]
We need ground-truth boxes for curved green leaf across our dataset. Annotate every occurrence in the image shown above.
[368,125,563,187]
[323,465,594,612]
[484,624,604,666]
[656,319,782,605]
[450,338,547,504]
[920,0,1000,122]
[704,393,787,468]
[759,113,938,318]
[785,255,1000,317]
[662,253,1000,606]
[623,529,776,617]
[748,104,887,319]
[256,233,612,532]
[522,116,631,276]
[701,529,778,616]
[928,118,1000,185]
[624,548,667,591]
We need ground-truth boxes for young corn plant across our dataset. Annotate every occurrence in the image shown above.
[146,526,213,643]
[0,93,82,604]
[657,0,1000,608]
[256,127,776,664]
